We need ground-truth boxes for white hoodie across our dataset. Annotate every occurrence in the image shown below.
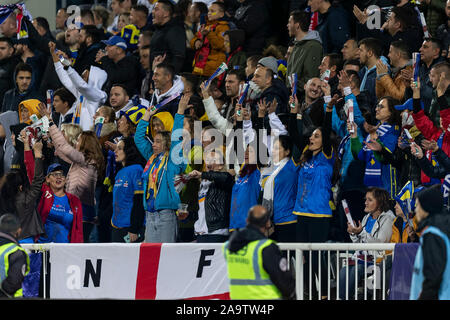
[150,75,184,106]
[54,62,108,131]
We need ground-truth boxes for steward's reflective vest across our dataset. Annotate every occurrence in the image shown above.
[0,242,30,298]
[410,226,450,300]
[223,239,282,299]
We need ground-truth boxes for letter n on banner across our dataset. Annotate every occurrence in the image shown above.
[135,243,162,299]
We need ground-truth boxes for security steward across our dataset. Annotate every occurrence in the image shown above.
[223,205,295,300]
[0,214,30,298]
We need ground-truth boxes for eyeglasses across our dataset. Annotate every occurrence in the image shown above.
[49,172,65,178]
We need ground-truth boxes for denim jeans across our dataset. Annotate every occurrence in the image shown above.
[338,264,365,300]
[144,210,177,243]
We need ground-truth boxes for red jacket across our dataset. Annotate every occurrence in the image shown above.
[24,150,84,243]
[412,108,450,184]
[38,184,84,243]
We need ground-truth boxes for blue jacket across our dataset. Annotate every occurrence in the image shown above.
[324,93,365,187]
[293,151,335,218]
[134,113,186,211]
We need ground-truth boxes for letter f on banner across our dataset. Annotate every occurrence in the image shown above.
[196,249,215,278]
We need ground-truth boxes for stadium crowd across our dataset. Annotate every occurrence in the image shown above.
[0,0,449,293]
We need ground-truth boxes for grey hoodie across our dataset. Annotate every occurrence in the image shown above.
[0,111,19,174]
[286,30,323,95]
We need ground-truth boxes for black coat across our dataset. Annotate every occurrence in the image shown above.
[233,0,269,55]
[99,54,141,97]
[149,18,187,74]
[200,171,234,233]
[0,55,20,105]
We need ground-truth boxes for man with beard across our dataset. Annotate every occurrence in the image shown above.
[73,25,104,75]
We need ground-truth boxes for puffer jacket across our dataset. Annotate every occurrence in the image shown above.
[49,124,99,206]
[191,19,230,77]
[201,171,234,233]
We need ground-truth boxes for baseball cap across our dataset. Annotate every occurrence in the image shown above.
[46,163,64,176]
[395,98,424,111]
[258,56,278,74]
[101,35,127,50]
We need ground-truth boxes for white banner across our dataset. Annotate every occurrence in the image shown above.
[156,244,229,299]
[49,243,141,299]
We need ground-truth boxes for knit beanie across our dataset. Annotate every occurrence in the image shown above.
[416,184,444,215]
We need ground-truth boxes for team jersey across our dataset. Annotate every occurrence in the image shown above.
[38,195,73,243]
[112,164,144,228]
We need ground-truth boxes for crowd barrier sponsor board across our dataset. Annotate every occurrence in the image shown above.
[24,243,229,300]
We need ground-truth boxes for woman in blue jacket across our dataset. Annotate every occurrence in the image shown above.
[288,90,335,299]
[134,100,187,243]
[350,96,401,199]
[112,137,146,243]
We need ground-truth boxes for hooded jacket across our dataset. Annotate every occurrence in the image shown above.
[286,31,323,98]
[0,111,19,175]
[54,61,108,131]
[1,68,44,114]
[17,99,42,124]
[150,111,174,139]
[191,19,230,77]
[149,75,184,117]
[134,113,186,212]
[224,29,247,72]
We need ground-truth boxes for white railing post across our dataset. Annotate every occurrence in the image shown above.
[295,249,303,300]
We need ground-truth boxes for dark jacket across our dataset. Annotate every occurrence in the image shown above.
[73,42,103,75]
[1,81,44,114]
[416,212,450,300]
[301,97,325,137]
[416,147,450,179]
[233,0,269,55]
[201,171,233,233]
[0,232,28,298]
[150,18,187,73]
[227,225,296,299]
[0,55,21,105]
[13,157,45,240]
[225,29,247,73]
[99,54,141,97]
[253,78,290,115]
[315,4,351,54]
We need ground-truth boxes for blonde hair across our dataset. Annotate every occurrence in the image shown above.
[61,123,82,147]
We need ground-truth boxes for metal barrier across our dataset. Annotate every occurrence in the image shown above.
[22,242,398,300]
[278,243,397,300]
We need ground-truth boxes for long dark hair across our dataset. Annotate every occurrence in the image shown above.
[379,96,401,127]
[122,136,146,168]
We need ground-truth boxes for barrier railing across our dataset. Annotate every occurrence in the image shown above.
[22,242,399,300]
[278,243,397,300]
